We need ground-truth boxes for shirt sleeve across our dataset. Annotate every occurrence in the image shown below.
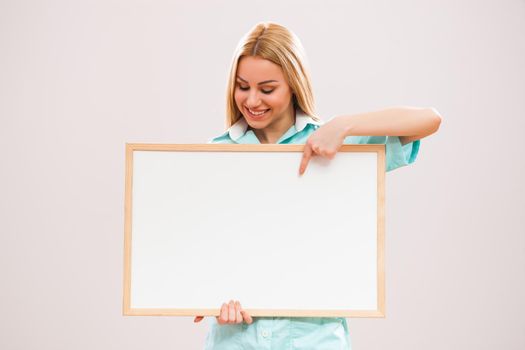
[343,135,420,172]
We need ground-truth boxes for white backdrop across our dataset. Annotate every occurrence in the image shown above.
[1,0,524,349]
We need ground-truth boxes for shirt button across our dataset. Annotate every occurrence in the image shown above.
[262,329,270,338]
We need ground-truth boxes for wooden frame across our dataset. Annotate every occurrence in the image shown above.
[123,143,386,317]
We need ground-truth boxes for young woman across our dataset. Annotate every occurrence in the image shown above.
[195,21,441,350]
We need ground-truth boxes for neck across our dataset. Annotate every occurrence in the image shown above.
[252,105,295,144]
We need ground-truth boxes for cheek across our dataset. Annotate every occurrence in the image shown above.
[267,92,291,108]
[234,91,243,106]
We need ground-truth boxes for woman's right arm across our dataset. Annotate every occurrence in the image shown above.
[194,300,253,325]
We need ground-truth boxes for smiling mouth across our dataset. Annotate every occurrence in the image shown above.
[245,107,270,118]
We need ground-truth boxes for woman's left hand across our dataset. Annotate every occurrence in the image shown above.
[299,117,347,175]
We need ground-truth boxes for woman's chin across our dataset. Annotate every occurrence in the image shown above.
[244,116,269,129]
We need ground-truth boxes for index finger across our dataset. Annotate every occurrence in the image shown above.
[217,303,228,324]
[299,143,313,176]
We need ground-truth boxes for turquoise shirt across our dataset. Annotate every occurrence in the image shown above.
[204,109,420,350]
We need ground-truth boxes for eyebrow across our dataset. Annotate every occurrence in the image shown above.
[236,76,279,85]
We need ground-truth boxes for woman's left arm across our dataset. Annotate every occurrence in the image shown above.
[335,106,442,145]
[299,106,442,175]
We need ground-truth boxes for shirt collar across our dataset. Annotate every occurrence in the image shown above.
[228,109,322,142]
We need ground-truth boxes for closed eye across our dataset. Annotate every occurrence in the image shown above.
[238,86,274,94]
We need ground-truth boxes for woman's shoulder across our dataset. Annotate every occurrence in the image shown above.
[207,132,234,144]
[207,117,250,144]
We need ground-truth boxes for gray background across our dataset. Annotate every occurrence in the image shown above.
[1,0,524,349]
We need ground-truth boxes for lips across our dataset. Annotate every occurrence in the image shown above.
[245,106,270,119]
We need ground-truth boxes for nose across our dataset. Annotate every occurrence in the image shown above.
[246,90,261,108]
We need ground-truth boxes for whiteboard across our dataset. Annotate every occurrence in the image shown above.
[123,143,386,317]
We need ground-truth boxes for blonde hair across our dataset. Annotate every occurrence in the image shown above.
[225,22,320,128]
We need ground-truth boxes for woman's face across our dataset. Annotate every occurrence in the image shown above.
[234,55,294,130]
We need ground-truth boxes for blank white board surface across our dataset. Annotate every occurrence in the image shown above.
[123,144,385,317]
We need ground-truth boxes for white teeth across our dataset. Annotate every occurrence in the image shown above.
[248,108,268,116]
